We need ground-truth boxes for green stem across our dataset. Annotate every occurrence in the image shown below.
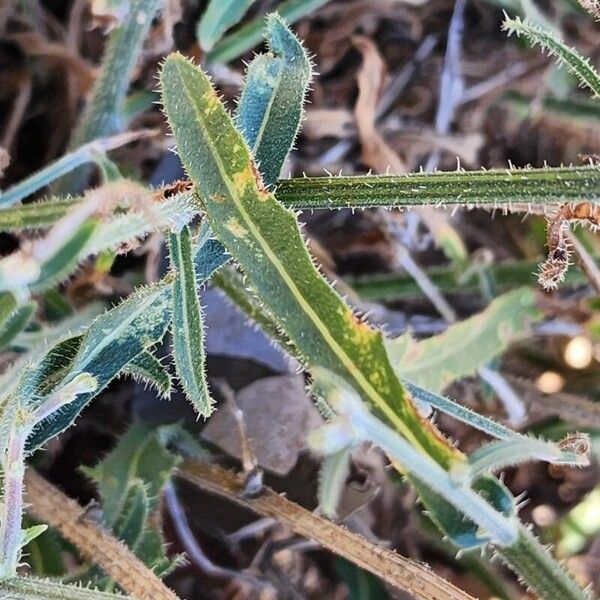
[56,0,162,193]
[275,165,600,209]
[0,427,27,577]
[497,527,590,600]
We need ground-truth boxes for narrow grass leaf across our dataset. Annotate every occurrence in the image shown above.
[168,226,214,418]
[197,0,255,51]
[207,1,332,64]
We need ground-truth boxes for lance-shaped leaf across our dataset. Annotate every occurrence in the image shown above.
[0,577,127,599]
[27,285,172,450]
[168,225,214,418]
[385,287,541,394]
[236,13,312,187]
[197,0,255,51]
[160,53,457,469]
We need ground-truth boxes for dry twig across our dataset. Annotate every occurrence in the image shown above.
[24,470,180,600]
[178,461,476,600]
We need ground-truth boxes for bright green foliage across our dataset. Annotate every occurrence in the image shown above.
[236,14,312,187]
[503,15,600,98]
[197,0,256,51]
[275,165,600,209]
[160,53,457,470]
[31,221,99,294]
[27,285,172,450]
[0,199,79,231]
[207,0,331,64]
[385,287,540,394]
[0,578,126,600]
[168,226,214,418]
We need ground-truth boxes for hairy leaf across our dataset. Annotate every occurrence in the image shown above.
[27,285,172,450]
[274,165,600,210]
[83,424,180,526]
[236,14,312,187]
[123,351,172,399]
[160,53,456,469]
[385,287,541,394]
[168,226,213,418]
[0,298,35,352]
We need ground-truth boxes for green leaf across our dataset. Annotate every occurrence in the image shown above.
[160,53,456,470]
[112,481,149,551]
[83,424,179,526]
[385,287,541,394]
[0,577,126,599]
[318,446,352,519]
[123,351,172,400]
[207,1,332,64]
[197,0,255,51]
[27,285,172,450]
[20,524,48,548]
[335,558,389,600]
[0,298,35,352]
[503,14,600,98]
[168,225,214,418]
[58,0,164,193]
[236,13,312,187]
[30,220,99,294]
[458,435,589,482]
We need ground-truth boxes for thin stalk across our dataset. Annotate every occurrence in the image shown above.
[56,0,163,193]
[178,461,476,600]
[275,165,600,209]
[0,130,155,207]
[0,427,26,577]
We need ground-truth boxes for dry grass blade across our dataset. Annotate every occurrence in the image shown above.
[177,461,476,600]
[24,470,180,600]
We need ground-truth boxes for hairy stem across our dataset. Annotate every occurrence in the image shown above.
[178,461,476,600]
[497,528,590,600]
[275,165,600,209]
[24,470,180,600]
[0,427,26,577]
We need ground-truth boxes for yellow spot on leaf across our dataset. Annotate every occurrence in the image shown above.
[225,217,248,238]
